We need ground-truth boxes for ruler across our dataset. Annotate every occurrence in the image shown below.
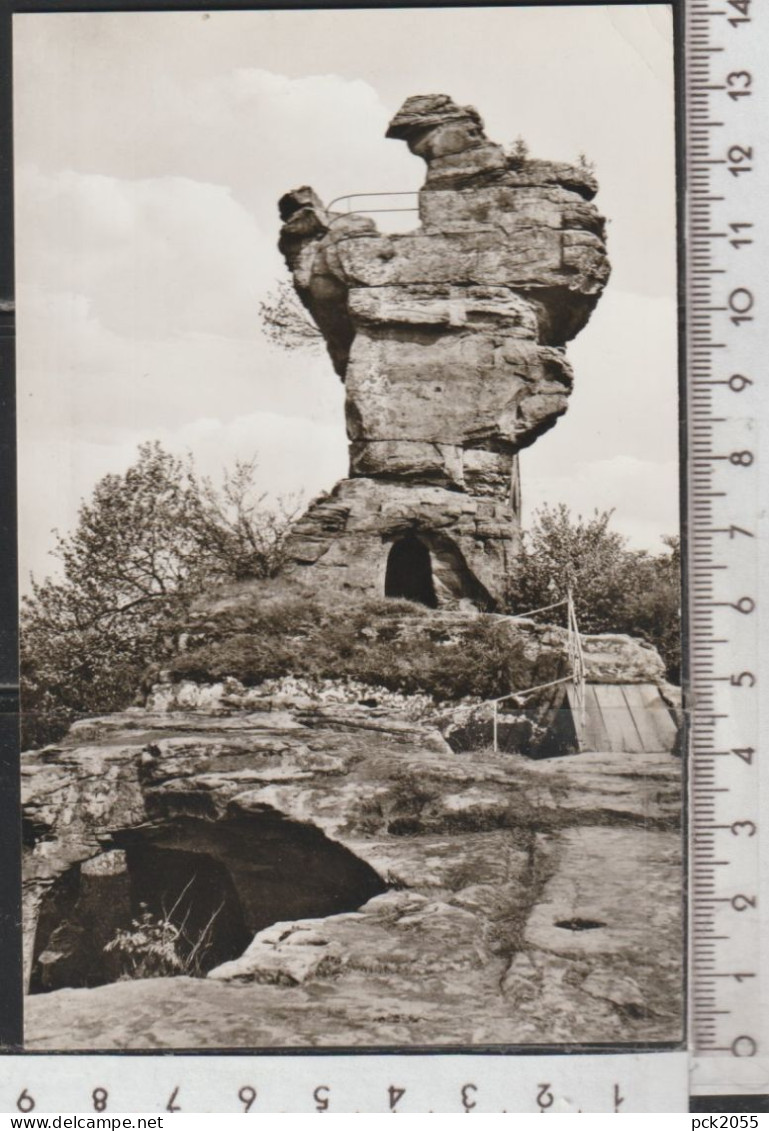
[0,1053,688,1115]
[686,0,769,1098]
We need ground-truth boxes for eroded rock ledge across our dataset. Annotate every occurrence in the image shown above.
[24,668,681,1049]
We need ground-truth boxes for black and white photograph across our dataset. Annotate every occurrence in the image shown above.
[15,4,683,1052]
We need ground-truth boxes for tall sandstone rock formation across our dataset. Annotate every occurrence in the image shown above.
[279,94,610,609]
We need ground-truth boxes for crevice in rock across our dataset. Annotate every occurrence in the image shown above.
[494,832,563,990]
[554,917,606,932]
[22,815,54,848]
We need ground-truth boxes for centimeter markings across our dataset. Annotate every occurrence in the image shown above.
[686,0,765,1090]
[0,1055,689,1115]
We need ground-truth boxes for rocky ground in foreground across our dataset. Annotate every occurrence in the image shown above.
[23,682,683,1050]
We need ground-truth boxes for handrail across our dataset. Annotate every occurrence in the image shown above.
[491,675,573,705]
[490,588,586,753]
[497,598,567,622]
[326,183,515,210]
[566,588,587,750]
[317,191,420,231]
[326,190,420,212]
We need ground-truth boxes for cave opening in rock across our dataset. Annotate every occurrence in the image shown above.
[385,534,438,608]
[30,812,387,993]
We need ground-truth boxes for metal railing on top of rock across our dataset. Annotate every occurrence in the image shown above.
[490,589,586,753]
[325,191,420,225]
[566,589,587,744]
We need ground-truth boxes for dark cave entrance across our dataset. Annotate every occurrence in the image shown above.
[30,813,387,994]
[385,534,438,608]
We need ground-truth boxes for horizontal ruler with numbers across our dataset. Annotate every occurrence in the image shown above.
[686,0,769,1098]
[0,1054,688,1114]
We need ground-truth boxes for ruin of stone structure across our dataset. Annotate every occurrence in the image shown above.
[279,94,610,610]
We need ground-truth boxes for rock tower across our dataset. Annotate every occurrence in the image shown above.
[280,95,610,609]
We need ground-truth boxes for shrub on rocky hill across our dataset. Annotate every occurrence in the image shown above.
[22,447,679,751]
[506,505,680,682]
[20,444,299,749]
[160,586,561,705]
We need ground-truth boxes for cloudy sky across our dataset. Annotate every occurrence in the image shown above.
[14,5,677,587]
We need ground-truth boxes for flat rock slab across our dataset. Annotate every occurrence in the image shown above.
[24,702,682,1050]
[502,826,683,1044]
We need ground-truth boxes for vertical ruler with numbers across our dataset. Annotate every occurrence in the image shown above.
[687,0,769,1098]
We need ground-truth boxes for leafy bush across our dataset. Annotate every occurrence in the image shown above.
[104,894,223,980]
[506,505,681,681]
[20,443,300,748]
[23,454,681,753]
[258,278,323,352]
[621,536,681,684]
[163,588,564,704]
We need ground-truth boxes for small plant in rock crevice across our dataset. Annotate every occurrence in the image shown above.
[105,906,186,979]
[507,135,531,169]
[104,882,224,980]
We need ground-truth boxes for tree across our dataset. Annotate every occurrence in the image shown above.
[188,457,302,582]
[258,279,323,352]
[20,443,301,748]
[622,536,681,683]
[505,505,681,680]
[507,135,530,168]
[506,505,630,632]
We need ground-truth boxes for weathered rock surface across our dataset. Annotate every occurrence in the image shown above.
[285,479,518,610]
[157,599,665,731]
[278,94,610,608]
[24,687,681,1049]
[578,632,666,684]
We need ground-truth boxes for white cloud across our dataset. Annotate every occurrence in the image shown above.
[14,9,676,299]
[520,286,680,549]
[16,167,277,339]
[19,411,348,590]
[14,56,420,217]
[526,286,680,470]
[16,282,345,436]
[522,454,680,550]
